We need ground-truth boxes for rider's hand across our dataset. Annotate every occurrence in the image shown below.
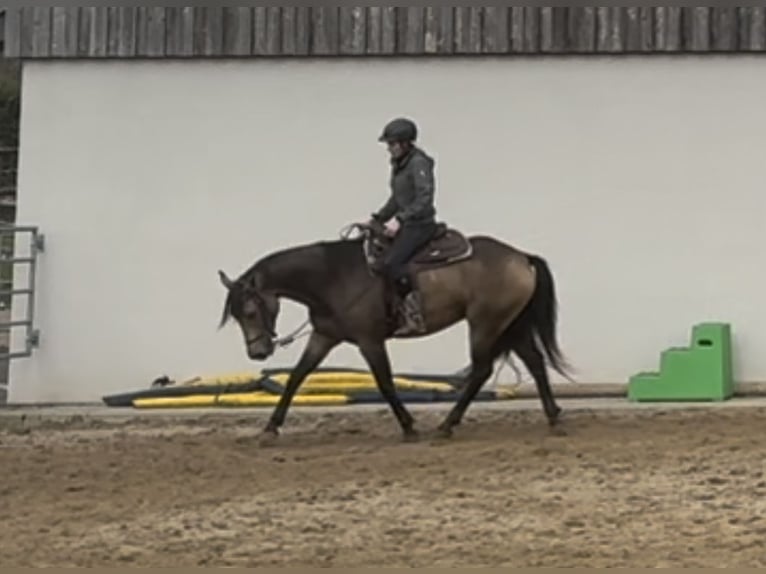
[384,218,400,237]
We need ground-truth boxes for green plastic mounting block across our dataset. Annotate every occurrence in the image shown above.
[628,323,734,402]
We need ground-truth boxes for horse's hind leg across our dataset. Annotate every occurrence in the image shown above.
[514,332,562,427]
[437,327,496,438]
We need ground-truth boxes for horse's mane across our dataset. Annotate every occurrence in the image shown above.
[218,236,367,329]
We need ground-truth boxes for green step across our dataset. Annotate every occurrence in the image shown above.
[628,323,734,402]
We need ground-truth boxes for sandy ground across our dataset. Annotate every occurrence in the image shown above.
[1,400,766,567]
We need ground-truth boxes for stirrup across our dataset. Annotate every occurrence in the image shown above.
[394,292,426,336]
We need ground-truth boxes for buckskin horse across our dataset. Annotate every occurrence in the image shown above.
[218,220,572,442]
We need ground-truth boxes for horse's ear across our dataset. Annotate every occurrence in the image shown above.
[218,270,234,290]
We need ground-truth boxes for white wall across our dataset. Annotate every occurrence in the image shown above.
[9,55,766,403]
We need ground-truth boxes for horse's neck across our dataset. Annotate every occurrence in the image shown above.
[256,244,329,307]
[256,240,365,308]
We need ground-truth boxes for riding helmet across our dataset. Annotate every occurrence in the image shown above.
[378,117,418,143]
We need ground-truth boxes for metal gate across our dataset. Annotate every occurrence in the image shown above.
[0,224,44,361]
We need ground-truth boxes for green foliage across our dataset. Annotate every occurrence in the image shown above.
[0,61,20,148]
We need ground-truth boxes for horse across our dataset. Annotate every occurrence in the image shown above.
[218,220,572,442]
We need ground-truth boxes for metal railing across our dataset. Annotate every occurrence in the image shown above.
[0,224,44,361]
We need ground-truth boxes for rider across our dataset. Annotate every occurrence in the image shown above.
[369,117,439,335]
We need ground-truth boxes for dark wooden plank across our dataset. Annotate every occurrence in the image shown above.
[340,7,366,55]
[438,7,454,54]
[424,7,450,54]
[19,8,33,58]
[22,7,51,58]
[252,8,268,55]
[193,7,223,57]
[279,7,310,56]
[136,7,166,57]
[51,7,79,58]
[483,7,509,53]
[624,7,653,52]
[455,7,482,54]
[568,7,596,53]
[294,8,310,56]
[597,7,624,52]
[738,7,753,50]
[624,7,639,51]
[51,7,69,57]
[397,7,424,54]
[381,7,397,54]
[509,7,524,52]
[165,8,194,57]
[283,7,297,55]
[35,7,52,58]
[209,7,225,56]
[3,8,21,58]
[739,7,766,51]
[366,6,396,54]
[541,7,567,53]
[117,7,137,57]
[424,7,437,54]
[684,7,710,51]
[76,7,92,57]
[85,7,108,58]
[654,7,682,51]
[624,7,638,52]
[135,7,149,57]
[367,7,382,54]
[222,8,251,56]
[711,7,738,51]
[540,7,553,52]
[106,7,120,56]
[262,7,280,55]
[638,8,654,52]
[312,7,339,55]
[522,7,540,53]
[752,7,766,51]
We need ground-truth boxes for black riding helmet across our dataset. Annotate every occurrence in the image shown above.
[378,117,418,143]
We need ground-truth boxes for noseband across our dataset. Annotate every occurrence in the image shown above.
[243,288,310,350]
[249,290,277,339]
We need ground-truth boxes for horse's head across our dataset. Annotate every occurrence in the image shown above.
[218,269,280,361]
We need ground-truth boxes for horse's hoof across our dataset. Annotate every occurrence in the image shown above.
[547,408,563,429]
[548,424,568,437]
[436,425,453,440]
[402,429,420,443]
[259,429,279,447]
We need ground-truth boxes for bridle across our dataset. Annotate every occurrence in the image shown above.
[237,221,386,355]
[244,287,311,352]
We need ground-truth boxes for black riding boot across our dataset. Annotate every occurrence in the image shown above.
[392,276,426,337]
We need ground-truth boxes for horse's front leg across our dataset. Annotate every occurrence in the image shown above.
[261,332,338,443]
[358,340,419,442]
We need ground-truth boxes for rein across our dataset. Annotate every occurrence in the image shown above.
[259,222,382,353]
[250,284,312,352]
[273,319,311,349]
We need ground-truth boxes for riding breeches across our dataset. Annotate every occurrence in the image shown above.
[381,222,438,294]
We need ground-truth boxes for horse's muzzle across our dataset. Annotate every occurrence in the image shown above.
[246,336,274,361]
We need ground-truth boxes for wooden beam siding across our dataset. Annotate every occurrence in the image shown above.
[5,7,766,59]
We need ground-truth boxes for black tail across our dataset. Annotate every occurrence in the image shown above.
[490,253,573,379]
[526,255,572,378]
